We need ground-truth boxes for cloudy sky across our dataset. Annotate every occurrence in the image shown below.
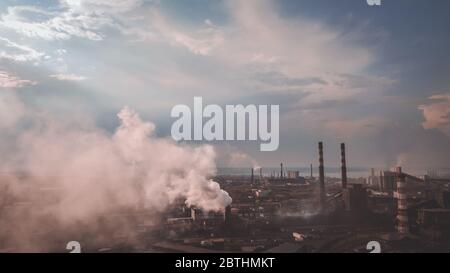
[1,0,450,172]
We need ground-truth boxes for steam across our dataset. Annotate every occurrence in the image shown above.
[0,94,231,251]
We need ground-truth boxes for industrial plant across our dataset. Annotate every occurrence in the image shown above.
[149,142,450,253]
[1,141,450,253]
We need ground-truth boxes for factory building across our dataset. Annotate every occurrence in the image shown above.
[287,171,300,179]
[366,168,380,187]
[160,141,450,253]
[190,207,231,227]
[417,208,450,240]
[267,165,306,185]
[379,171,397,193]
[340,143,368,213]
[343,184,368,213]
[442,191,450,208]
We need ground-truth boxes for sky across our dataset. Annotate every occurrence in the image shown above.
[1,0,450,173]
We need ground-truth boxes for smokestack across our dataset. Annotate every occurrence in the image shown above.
[280,163,284,179]
[318,142,325,209]
[224,205,232,224]
[251,168,254,184]
[260,168,262,178]
[310,163,313,178]
[379,170,384,192]
[396,167,409,234]
[340,143,347,189]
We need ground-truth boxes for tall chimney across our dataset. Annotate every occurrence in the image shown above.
[260,168,262,178]
[379,170,384,192]
[340,143,348,189]
[251,168,254,184]
[224,205,232,224]
[318,142,325,209]
[280,163,284,179]
[310,163,313,178]
[396,167,409,234]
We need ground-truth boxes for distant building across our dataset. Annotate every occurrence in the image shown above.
[366,168,380,187]
[287,171,300,179]
[343,183,368,213]
[268,172,306,185]
[191,207,227,226]
[417,208,450,240]
[380,171,396,193]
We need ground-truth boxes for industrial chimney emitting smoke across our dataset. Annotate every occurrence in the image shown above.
[318,142,325,209]
[340,143,348,189]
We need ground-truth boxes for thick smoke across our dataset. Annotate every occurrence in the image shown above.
[0,93,231,251]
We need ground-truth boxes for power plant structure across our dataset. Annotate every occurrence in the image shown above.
[395,167,409,234]
[157,141,450,253]
[251,168,254,185]
[318,142,326,210]
[280,163,284,179]
[340,143,348,189]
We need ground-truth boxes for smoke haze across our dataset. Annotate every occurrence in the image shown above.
[0,92,231,252]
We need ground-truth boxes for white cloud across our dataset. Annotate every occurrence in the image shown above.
[61,0,143,13]
[324,116,387,137]
[146,0,388,105]
[150,13,223,56]
[49,73,87,81]
[0,37,44,62]
[218,0,380,98]
[0,5,113,41]
[419,93,450,137]
[0,70,36,88]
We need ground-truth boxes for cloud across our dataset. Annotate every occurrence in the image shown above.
[0,37,44,62]
[220,0,374,75]
[150,13,223,56]
[0,0,411,170]
[0,5,113,41]
[324,117,387,138]
[61,0,143,13]
[419,93,450,137]
[49,73,87,81]
[145,0,388,105]
[0,70,36,88]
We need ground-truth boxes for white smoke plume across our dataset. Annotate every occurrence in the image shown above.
[0,94,231,251]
